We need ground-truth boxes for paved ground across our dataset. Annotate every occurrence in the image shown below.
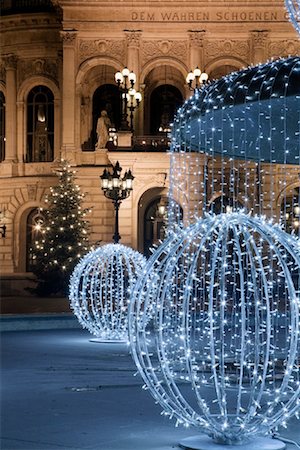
[1,328,300,450]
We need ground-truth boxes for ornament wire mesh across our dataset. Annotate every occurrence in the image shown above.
[129,213,300,444]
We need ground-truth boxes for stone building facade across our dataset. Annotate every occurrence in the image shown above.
[0,0,300,293]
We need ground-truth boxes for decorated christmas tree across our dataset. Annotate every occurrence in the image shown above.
[31,160,91,296]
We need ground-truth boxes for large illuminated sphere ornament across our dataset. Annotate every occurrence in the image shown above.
[69,244,146,342]
[285,0,300,36]
[129,213,300,449]
[169,56,300,226]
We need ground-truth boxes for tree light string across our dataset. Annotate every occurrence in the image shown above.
[69,244,146,341]
[129,212,300,444]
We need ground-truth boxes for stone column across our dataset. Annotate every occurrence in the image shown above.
[61,31,77,160]
[125,30,142,135]
[251,31,269,65]
[53,97,61,160]
[125,30,142,84]
[188,30,205,72]
[4,54,18,165]
[16,100,24,170]
[137,83,145,136]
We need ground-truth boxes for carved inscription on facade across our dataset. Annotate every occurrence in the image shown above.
[131,10,287,22]
[142,40,188,64]
[79,40,125,62]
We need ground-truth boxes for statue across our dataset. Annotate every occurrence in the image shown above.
[95,110,111,150]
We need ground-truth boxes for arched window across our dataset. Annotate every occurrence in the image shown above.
[26,208,45,272]
[26,85,54,162]
[209,65,240,80]
[150,85,183,135]
[209,195,243,214]
[0,91,5,162]
[144,196,183,257]
[91,84,120,149]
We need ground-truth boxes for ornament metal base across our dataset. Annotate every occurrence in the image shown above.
[179,435,286,450]
[89,338,127,344]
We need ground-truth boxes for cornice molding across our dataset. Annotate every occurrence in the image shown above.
[0,14,61,31]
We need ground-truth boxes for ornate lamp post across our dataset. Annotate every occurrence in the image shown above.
[127,88,142,131]
[115,67,142,131]
[186,66,208,91]
[100,161,134,244]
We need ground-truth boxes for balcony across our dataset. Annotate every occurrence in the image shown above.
[110,135,171,152]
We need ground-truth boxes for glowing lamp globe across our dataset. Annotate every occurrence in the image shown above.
[129,213,300,449]
[69,243,146,342]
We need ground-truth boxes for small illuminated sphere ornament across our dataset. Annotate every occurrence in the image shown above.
[129,212,300,449]
[69,243,146,342]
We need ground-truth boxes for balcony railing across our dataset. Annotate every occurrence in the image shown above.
[83,134,171,152]
[131,135,171,152]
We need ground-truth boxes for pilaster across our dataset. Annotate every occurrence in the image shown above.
[61,30,77,161]
[125,30,142,84]
[188,30,206,71]
[1,54,18,176]
[125,30,142,134]
[251,30,269,65]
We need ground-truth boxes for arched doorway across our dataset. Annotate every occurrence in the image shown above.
[138,187,183,257]
[26,208,45,272]
[209,65,240,80]
[143,64,185,135]
[138,187,167,255]
[144,196,168,257]
[209,195,243,214]
[89,84,120,149]
[149,84,183,134]
[26,85,54,162]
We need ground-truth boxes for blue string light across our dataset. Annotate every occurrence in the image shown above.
[285,0,300,36]
[168,56,300,228]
